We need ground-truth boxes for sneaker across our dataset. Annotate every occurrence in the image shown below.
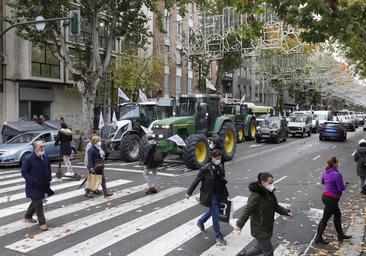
[338,234,352,241]
[64,171,75,177]
[145,188,154,195]
[104,191,113,198]
[314,237,329,245]
[24,217,37,223]
[151,187,158,194]
[216,237,227,246]
[197,221,205,233]
[39,224,48,231]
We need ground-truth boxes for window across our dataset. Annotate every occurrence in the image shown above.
[163,10,170,37]
[69,48,89,73]
[177,22,183,42]
[31,44,60,78]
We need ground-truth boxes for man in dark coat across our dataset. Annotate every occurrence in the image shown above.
[21,140,52,231]
[354,139,366,194]
[55,122,74,176]
[143,134,162,194]
[186,149,229,246]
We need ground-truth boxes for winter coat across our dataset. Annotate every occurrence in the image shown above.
[236,182,289,239]
[321,167,346,198]
[84,142,92,167]
[21,152,52,199]
[354,146,366,177]
[87,145,104,172]
[144,141,161,169]
[54,128,73,156]
[187,163,229,207]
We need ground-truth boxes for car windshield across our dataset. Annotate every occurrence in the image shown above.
[6,133,39,144]
[315,114,327,121]
[290,116,306,123]
[262,119,280,128]
[119,105,139,120]
[325,123,339,127]
[178,98,197,116]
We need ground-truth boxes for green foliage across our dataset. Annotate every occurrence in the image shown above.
[113,52,163,102]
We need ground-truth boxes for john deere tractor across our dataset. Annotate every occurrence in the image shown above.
[223,101,257,143]
[149,94,237,169]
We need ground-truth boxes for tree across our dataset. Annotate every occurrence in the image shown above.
[6,0,160,140]
[113,51,163,101]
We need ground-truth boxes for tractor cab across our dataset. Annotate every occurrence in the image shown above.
[119,102,158,129]
[224,102,249,123]
[178,94,221,134]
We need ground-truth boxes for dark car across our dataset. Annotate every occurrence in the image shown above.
[343,121,356,132]
[256,116,288,144]
[319,121,347,141]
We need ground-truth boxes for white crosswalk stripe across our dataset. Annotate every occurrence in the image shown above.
[0,180,82,203]
[0,173,55,187]
[0,169,21,175]
[6,187,185,253]
[0,174,323,256]
[127,196,247,256]
[0,179,130,218]
[0,172,22,180]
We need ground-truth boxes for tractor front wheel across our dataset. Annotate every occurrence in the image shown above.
[219,122,237,161]
[182,134,210,170]
[237,126,245,143]
[120,133,141,162]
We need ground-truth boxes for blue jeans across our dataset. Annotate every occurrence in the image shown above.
[198,194,222,239]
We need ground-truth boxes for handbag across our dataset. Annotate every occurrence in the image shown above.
[94,162,105,174]
[86,172,103,191]
[219,200,232,223]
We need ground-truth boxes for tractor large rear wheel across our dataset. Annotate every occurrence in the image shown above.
[120,133,141,162]
[182,134,210,170]
[245,118,256,141]
[219,122,237,161]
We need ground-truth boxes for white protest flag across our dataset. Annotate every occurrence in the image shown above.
[139,89,148,103]
[240,94,246,103]
[205,78,216,91]
[296,104,299,111]
[167,135,186,147]
[118,88,129,101]
[224,93,228,103]
[112,111,118,129]
[98,112,105,130]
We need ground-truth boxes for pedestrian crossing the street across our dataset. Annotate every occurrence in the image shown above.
[0,170,323,256]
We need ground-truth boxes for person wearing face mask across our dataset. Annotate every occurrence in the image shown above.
[234,172,292,256]
[314,156,351,244]
[86,135,113,198]
[186,149,229,246]
[21,140,53,231]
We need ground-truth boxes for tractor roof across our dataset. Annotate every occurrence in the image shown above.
[119,101,158,107]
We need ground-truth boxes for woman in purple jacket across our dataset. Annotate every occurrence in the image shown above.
[314,156,351,244]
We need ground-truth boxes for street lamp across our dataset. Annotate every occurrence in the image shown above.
[35,16,46,31]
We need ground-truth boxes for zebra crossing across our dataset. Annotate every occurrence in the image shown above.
[0,168,323,256]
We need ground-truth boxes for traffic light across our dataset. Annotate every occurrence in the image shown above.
[69,10,81,36]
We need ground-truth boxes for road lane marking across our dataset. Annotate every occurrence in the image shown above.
[249,144,264,148]
[0,179,131,219]
[331,145,337,149]
[127,196,247,256]
[312,155,321,161]
[0,178,63,195]
[351,150,356,156]
[52,191,196,256]
[0,172,26,181]
[52,164,178,177]
[0,173,55,187]
[274,176,287,184]
[0,183,148,238]
[340,216,365,255]
[0,170,20,175]
[0,180,82,203]
[6,187,185,253]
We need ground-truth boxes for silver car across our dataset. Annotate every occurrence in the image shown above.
[0,130,76,166]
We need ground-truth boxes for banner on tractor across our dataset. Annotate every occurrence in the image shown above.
[168,135,186,147]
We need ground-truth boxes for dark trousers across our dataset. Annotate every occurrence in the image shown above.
[244,238,274,256]
[25,198,46,225]
[318,195,344,237]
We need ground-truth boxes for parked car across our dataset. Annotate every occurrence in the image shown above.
[0,130,76,166]
[256,116,288,143]
[319,121,347,141]
[343,120,356,132]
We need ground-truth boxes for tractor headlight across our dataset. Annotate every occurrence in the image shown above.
[162,125,170,129]
[158,134,164,139]
[154,124,160,129]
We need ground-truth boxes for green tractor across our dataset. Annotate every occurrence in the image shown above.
[223,101,257,143]
[149,94,237,169]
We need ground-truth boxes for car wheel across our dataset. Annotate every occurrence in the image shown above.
[256,137,262,143]
[308,129,311,137]
[301,131,304,138]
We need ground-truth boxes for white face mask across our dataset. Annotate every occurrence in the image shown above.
[97,141,102,147]
[209,143,215,149]
[265,183,275,192]
[37,150,45,157]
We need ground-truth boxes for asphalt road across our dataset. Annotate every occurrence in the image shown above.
[0,128,365,256]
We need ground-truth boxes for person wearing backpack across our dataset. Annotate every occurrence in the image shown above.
[354,139,366,194]
[143,134,162,194]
